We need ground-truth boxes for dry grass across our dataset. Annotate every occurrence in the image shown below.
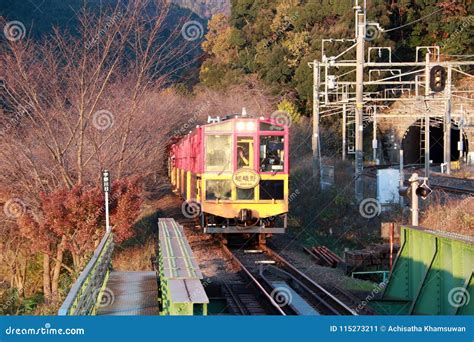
[421,195,474,236]
[112,239,155,271]
[450,166,474,180]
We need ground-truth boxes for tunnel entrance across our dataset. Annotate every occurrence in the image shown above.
[401,119,469,165]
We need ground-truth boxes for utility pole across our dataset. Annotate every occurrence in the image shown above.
[312,60,321,186]
[372,105,377,163]
[460,105,464,162]
[399,150,404,207]
[355,6,365,201]
[342,103,347,161]
[424,53,430,178]
[410,173,419,226]
[444,65,452,174]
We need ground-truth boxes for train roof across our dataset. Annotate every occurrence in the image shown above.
[204,115,287,130]
[170,110,288,148]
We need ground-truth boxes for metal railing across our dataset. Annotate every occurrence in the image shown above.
[58,231,114,315]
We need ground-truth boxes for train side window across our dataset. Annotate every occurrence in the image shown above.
[260,136,285,172]
[205,135,232,172]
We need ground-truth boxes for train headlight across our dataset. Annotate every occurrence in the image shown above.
[246,121,255,131]
[236,121,256,131]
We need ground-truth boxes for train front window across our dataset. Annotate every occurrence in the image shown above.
[205,180,231,200]
[205,135,232,172]
[237,137,254,169]
[260,136,285,172]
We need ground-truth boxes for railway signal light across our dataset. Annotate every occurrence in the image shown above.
[429,65,446,93]
[398,185,411,198]
[399,173,432,226]
[399,181,431,200]
[415,181,432,200]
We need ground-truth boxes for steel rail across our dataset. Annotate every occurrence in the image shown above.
[261,245,358,316]
[221,282,251,315]
[431,184,474,195]
[220,244,287,315]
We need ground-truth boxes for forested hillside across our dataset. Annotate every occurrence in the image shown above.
[171,0,230,18]
[200,0,474,113]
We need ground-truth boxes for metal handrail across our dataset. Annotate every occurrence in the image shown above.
[58,231,114,315]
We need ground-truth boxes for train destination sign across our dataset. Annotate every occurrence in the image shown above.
[232,168,260,189]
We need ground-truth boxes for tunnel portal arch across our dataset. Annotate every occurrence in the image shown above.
[401,118,469,165]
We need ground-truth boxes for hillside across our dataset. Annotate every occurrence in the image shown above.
[171,0,230,18]
[0,0,205,84]
[199,0,474,114]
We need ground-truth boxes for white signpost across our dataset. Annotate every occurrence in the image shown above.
[102,170,111,233]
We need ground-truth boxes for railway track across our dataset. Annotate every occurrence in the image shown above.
[265,244,374,315]
[221,281,269,315]
[429,174,474,195]
[222,242,358,316]
[221,244,287,315]
[364,165,474,195]
[430,183,474,195]
[171,205,365,315]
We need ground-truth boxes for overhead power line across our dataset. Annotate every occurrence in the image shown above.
[383,3,454,33]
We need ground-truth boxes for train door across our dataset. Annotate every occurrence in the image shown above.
[236,137,256,200]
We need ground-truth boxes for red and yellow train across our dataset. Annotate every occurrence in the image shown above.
[169,110,289,235]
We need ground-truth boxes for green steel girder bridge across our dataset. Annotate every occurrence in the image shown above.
[58,218,208,316]
[57,224,473,316]
[377,226,474,315]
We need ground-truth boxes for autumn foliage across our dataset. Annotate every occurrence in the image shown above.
[16,178,142,302]
[19,178,142,257]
